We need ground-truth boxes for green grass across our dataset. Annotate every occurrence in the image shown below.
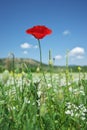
[0,70,87,130]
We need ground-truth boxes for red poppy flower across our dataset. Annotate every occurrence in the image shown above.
[26,25,52,39]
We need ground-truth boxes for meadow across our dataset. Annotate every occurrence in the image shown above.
[0,67,87,130]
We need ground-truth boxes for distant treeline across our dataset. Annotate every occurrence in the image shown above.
[0,58,87,73]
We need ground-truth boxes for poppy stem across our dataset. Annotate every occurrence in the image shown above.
[38,39,42,67]
[38,39,48,85]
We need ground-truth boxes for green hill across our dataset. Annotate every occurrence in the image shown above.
[0,58,87,73]
[0,58,48,72]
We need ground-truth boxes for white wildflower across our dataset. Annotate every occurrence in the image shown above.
[65,110,71,115]
[37,91,42,98]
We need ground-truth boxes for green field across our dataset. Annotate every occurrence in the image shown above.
[0,69,87,130]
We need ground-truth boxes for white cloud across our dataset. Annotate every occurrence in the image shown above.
[69,47,85,56]
[63,30,70,36]
[20,43,32,49]
[23,50,28,54]
[55,55,62,60]
[76,55,84,59]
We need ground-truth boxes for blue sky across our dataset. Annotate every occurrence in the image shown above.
[0,0,87,65]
